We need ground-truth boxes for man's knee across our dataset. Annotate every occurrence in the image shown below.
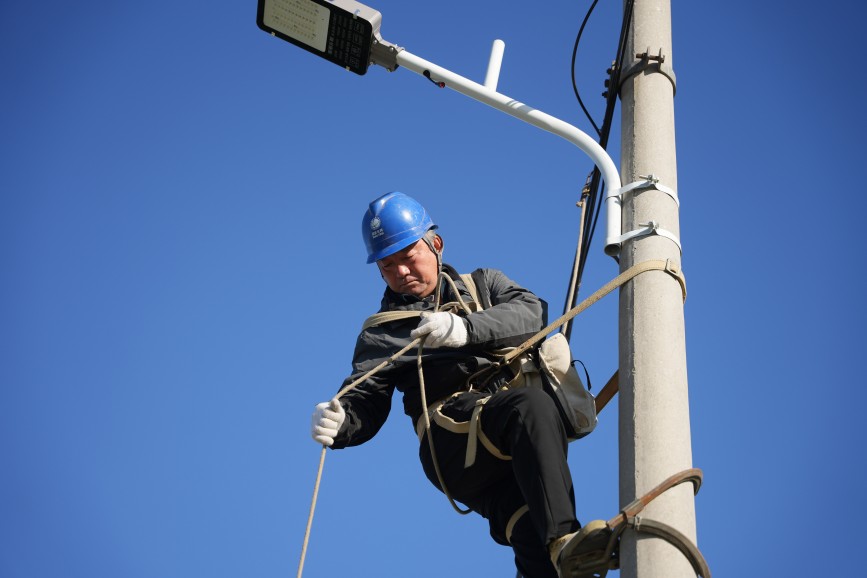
[483,387,566,449]
[500,387,558,419]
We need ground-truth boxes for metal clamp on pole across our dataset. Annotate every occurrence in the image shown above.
[605,175,681,253]
[610,174,679,207]
[619,47,677,96]
[616,221,682,253]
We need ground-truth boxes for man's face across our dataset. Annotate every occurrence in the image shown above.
[377,237,442,298]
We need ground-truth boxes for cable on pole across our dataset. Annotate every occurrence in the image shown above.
[563,0,636,342]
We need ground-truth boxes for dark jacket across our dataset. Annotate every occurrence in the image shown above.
[332,264,547,449]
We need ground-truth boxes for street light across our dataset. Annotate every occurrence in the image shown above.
[256,0,399,75]
[256,0,623,257]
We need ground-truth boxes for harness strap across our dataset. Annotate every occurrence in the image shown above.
[299,261,691,578]
[500,259,685,367]
[465,259,687,389]
[415,395,465,440]
[415,394,511,467]
[464,397,488,468]
[505,505,530,545]
[475,405,511,462]
[459,273,480,306]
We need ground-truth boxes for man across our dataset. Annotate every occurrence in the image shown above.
[311,192,609,578]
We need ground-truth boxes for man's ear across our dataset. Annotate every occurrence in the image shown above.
[433,234,444,253]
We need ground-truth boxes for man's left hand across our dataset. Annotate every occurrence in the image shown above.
[410,311,469,348]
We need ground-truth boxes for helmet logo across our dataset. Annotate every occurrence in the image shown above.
[370,217,384,239]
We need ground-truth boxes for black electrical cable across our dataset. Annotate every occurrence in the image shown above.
[576,0,634,261]
[563,0,635,341]
[571,0,602,137]
[579,0,635,270]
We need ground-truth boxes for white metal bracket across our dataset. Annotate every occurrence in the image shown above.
[606,175,681,252]
[608,174,679,206]
[616,221,682,253]
[391,45,625,258]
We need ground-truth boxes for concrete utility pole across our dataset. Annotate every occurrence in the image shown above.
[618,1,697,577]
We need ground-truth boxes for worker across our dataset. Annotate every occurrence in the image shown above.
[310,192,610,578]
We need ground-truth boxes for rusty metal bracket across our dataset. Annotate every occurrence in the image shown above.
[619,47,677,96]
[565,469,711,578]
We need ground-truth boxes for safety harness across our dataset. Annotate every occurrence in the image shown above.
[364,270,596,492]
[362,271,497,514]
[298,260,709,578]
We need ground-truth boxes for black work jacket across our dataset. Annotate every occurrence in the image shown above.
[331,264,547,449]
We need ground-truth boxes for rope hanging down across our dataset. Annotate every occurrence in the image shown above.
[297,336,423,578]
[296,259,688,578]
[416,273,479,515]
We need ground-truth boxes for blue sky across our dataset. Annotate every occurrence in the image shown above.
[2,1,865,577]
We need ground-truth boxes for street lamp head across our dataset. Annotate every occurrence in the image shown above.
[257,0,399,75]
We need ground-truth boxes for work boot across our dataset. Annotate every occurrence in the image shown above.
[548,520,612,578]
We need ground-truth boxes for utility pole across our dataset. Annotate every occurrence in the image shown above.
[618,1,697,577]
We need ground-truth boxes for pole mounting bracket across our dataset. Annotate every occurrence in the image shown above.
[615,220,682,253]
[619,47,677,96]
[370,36,404,72]
[607,174,679,206]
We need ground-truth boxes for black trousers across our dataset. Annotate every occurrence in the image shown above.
[418,387,580,578]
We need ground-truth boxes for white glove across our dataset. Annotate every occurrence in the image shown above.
[410,311,469,348]
[311,398,346,447]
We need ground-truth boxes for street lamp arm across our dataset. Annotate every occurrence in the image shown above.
[395,49,623,257]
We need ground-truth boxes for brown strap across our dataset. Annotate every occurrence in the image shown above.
[594,371,619,414]
[299,263,687,578]
[500,259,686,368]
[563,469,710,578]
[605,469,710,578]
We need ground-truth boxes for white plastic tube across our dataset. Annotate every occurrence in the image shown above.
[396,49,622,257]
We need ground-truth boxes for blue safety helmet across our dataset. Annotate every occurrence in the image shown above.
[362,192,437,264]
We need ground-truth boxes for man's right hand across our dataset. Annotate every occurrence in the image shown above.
[311,399,346,447]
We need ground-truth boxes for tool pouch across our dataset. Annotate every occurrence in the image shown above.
[505,333,597,441]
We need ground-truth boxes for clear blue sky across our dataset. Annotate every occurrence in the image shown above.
[2,1,865,577]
